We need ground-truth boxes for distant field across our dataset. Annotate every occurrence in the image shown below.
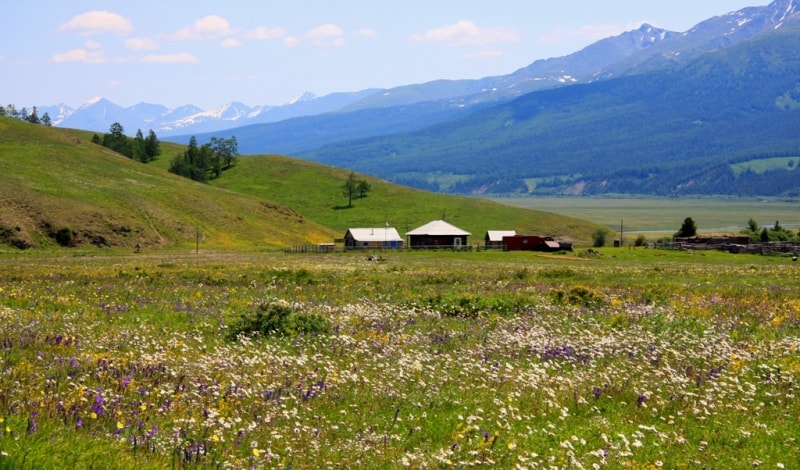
[491,197,800,234]
[730,156,800,176]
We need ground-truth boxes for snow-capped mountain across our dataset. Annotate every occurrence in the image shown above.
[598,0,800,77]
[52,90,382,137]
[45,0,800,141]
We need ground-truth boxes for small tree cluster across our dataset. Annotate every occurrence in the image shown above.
[341,171,371,208]
[743,218,797,242]
[91,122,160,163]
[674,217,698,239]
[168,136,238,183]
[0,104,52,126]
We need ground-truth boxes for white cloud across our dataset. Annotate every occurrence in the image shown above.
[283,36,300,47]
[141,53,199,63]
[125,38,160,51]
[172,15,234,41]
[84,40,102,49]
[248,26,286,40]
[52,48,107,64]
[307,23,345,47]
[410,20,519,46]
[358,28,378,38]
[58,11,133,36]
[221,38,241,48]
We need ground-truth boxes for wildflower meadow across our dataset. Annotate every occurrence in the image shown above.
[0,249,797,469]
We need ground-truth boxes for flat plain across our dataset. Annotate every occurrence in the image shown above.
[493,197,800,235]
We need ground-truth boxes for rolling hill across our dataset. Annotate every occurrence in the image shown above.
[0,117,603,250]
[0,117,337,250]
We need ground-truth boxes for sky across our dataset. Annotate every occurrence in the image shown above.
[2,1,769,110]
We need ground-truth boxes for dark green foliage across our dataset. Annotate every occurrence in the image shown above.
[97,122,160,162]
[592,228,609,247]
[226,300,331,341]
[1,104,52,128]
[52,227,74,247]
[634,234,647,247]
[341,171,370,207]
[675,217,698,238]
[169,136,237,183]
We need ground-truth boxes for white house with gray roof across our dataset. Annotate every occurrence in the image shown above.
[344,227,404,249]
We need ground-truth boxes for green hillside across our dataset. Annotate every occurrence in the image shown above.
[0,117,602,251]
[207,155,602,243]
[0,117,336,250]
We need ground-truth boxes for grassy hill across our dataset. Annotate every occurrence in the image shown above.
[206,155,601,243]
[0,117,336,251]
[0,117,602,251]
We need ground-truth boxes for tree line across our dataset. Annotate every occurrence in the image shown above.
[92,122,161,163]
[0,104,52,126]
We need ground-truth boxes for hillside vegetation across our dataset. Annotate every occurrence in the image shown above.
[0,117,336,250]
[206,154,602,243]
[0,117,602,251]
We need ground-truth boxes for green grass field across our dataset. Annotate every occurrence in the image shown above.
[0,248,798,468]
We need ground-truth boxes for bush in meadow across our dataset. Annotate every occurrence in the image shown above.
[226,299,331,340]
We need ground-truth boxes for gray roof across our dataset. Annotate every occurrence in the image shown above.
[406,220,471,236]
[346,227,403,242]
[486,230,516,241]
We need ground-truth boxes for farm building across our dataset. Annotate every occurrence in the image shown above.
[503,235,566,252]
[344,227,404,249]
[406,220,471,249]
[485,230,516,249]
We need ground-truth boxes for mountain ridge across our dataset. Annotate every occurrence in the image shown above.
[299,23,800,198]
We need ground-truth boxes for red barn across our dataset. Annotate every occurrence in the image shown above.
[503,235,562,252]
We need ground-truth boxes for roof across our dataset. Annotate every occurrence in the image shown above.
[406,220,471,236]
[345,227,403,242]
[486,230,516,242]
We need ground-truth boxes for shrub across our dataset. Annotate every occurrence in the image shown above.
[591,228,608,247]
[226,300,331,341]
[53,227,74,247]
[551,286,604,308]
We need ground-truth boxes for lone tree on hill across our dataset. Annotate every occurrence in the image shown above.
[341,171,371,208]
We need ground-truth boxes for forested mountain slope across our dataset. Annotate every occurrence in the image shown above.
[300,26,800,197]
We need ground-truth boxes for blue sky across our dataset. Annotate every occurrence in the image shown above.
[2,1,767,109]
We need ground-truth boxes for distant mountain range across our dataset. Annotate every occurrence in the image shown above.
[44,0,800,198]
[42,90,383,137]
